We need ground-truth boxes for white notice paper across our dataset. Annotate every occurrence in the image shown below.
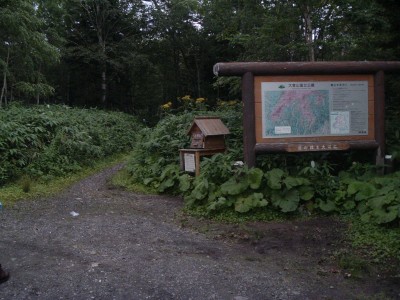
[184,153,196,172]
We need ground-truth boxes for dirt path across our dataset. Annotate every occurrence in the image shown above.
[0,165,398,299]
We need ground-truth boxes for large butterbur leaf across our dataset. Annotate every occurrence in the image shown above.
[191,178,209,200]
[271,189,299,212]
[234,193,268,213]
[299,185,314,201]
[265,168,285,190]
[354,183,377,201]
[221,178,248,195]
[361,206,399,224]
[367,195,394,209]
[284,176,310,189]
[318,199,337,212]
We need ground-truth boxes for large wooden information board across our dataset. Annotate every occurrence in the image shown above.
[213,61,400,167]
[255,74,375,152]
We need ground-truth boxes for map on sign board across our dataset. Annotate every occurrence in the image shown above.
[261,81,368,138]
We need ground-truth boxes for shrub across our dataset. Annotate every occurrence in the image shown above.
[126,98,400,225]
[126,102,243,193]
[0,105,141,184]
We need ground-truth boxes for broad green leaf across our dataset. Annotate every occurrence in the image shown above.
[367,195,395,209]
[318,199,337,212]
[191,178,209,200]
[248,168,264,189]
[143,178,153,185]
[284,176,310,189]
[370,208,398,224]
[347,181,366,195]
[220,178,248,195]
[354,183,377,201]
[265,168,285,190]
[234,193,267,213]
[343,200,356,210]
[179,174,192,192]
[347,181,376,200]
[357,201,368,214]
[207,183,219,201]
[208,202,218,211]
[360,211,372,223]
[299,186,314,201]
[376,185,395,196]
[158,178,175,192]
[251,193,268,207]
[271,190,299,212]
[235,197,253,213]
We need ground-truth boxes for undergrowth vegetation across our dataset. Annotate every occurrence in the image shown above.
[125,99,400,266]
[1,100,398,265]
[0,104,141,186]
[126,100,400,226]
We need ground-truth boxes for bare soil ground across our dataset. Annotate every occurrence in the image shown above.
[0,164,399,300]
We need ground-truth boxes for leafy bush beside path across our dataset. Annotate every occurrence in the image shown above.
[0,104,141,185]
[126,103,400,226]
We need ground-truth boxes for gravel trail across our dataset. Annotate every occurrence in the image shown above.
[0,165,397,299]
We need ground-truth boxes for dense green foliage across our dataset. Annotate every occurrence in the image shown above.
[1,0,399,277]
[0,0,59,106]
[1,0,400,122]
[126,100,243,191]
[0,104,141,185]
[127,102,400,226]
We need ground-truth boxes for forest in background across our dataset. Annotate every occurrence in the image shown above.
[1,1,400,274]
[1,0,400,122]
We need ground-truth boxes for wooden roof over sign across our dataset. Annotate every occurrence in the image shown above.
[188,116,230,136]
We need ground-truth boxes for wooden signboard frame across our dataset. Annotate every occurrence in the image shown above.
[213,61,400,167]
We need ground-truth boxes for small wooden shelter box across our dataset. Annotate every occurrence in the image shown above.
[188,116,230,149]
[180,116,230,176]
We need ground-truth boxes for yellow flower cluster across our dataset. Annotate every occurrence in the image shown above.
[161,101,172,110]
[195,97,206,103]
[181,95,192,101]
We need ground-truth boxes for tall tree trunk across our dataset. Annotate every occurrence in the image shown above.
[0,70,6,107]
[96,3,107,106]
[302,5,315,61]
[0,46,10,107]
[82,1,108,106]
[36,63,41,105]
[66,71,70,105]
[195,56,201,97]
[101,66,106,105]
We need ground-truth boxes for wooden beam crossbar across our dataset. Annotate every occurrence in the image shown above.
[214,61,400,76]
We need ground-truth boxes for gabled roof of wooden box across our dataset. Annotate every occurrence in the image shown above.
[187,116,230,136]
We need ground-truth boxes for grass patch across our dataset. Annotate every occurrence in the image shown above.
[337,253,372,279]
[111,168,157,194]
[184,205,287,223]
[346,216,400,263]
[0,153,131,207]
[336,214,400,281]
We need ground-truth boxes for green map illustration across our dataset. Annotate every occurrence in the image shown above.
[264,90,330,137]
